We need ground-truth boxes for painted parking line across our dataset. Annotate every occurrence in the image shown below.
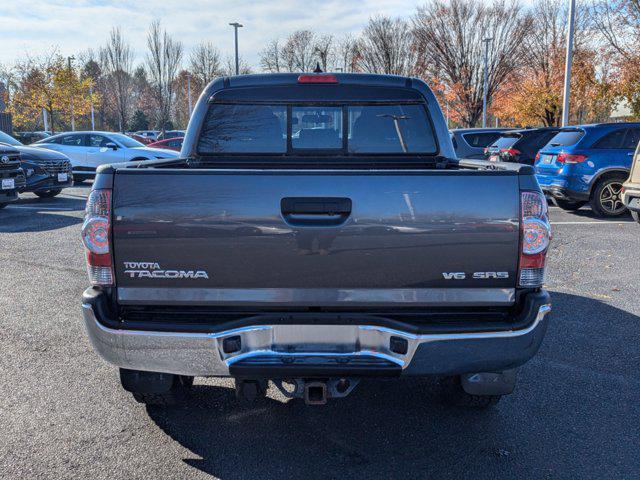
[6,205,76,211]
[552,221,633,225]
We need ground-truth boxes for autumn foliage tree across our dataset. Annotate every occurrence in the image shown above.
[593,0,640,118]
[413,0,533,127]
[10,51,98,132]
[493,0,616,126]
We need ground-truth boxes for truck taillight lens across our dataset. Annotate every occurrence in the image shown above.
[82,189,113,286]
[519,191,550,287]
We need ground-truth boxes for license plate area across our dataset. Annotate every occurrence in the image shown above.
[57,173,68,182]
[2,178,15,190]
[540,154,555,164]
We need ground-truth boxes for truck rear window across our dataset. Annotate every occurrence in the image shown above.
[197,103,438,155]
[197,105,287,153]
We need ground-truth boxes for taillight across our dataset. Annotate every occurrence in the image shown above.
[535,152,540,162]
[557,153,587,164]
[297,74,338,84]
[519,191,551,287]
[501,148,521,157]
[82,189,113,286]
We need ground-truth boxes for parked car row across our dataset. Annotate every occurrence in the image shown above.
[32,131,179,181]
[452,122,640,218]
[535,123,639,217]
[0,130,72,199]
[0,129,180,205]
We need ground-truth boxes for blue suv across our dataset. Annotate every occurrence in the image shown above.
[535,123,640,217]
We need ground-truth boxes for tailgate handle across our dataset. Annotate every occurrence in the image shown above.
[281,197,352,226]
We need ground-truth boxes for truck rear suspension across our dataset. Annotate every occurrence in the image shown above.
[234,378,360,406]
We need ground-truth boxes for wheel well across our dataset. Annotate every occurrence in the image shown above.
[589,170,629,199]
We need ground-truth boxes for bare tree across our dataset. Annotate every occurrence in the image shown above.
[100,28,133,131]
[518,0,593,125]
[145,20,183,132]
[0,63,16,109]
[222,56,253,76]
[413,0,533,127]
[591,0,640,117]
[336,34,359,73]
[79,51,107,130]
[260,39,282,73]
[356,16,417,76]
[260,30,339,73]
[190,41,222,87]
[314,35,334,72]
[282,30,317,72]
[591,0,640,60]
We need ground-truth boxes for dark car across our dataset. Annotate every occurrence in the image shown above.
[14,131,51,145]
[535,123,640,216]
[0,144,25,209]
[485,128,562,165]
[0,130,73,198]
[156,130,186,141]
[450,128,514,159]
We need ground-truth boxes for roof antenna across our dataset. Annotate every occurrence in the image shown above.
[313,62,323,73]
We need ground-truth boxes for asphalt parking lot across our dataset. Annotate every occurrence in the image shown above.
[1,185,639,479]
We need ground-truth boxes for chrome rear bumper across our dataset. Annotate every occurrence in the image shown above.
[82,294,551,378]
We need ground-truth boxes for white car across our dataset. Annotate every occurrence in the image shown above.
[33,131,178,180]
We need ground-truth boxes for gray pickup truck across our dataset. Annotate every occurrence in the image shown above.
[81,73,551,408]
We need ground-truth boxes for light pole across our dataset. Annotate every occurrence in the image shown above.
[445,84,450,128]
[482,37,493,128]
[229,22,243,75]
[562,0,576,127]
[67,56,75,131]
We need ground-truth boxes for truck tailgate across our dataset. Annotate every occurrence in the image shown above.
[112,169,520,307]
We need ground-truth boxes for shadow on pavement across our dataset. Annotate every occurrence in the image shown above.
[552,205,631,221]
[14,191,89,211]
[144,291,640,479]
[0,202,84,233]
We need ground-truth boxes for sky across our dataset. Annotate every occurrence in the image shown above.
[0,0,426,70]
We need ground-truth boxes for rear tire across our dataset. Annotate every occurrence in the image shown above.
[590,176,628,217]
[35,189,62,198]
[554,198,586,211]
[120,369,194,406]
[439,375,502,408]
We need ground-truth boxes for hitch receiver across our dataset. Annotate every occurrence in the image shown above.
[304,381,328,405]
